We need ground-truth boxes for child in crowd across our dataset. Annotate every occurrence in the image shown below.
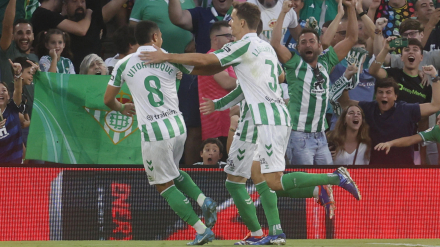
[0,60,25,164]
[327,105,372,165]
[37,29,75,74]
[193,138,227,167]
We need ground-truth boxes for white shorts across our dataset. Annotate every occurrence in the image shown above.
[141,133,186,185]
[253,125,290,174]
[224,135,257,179]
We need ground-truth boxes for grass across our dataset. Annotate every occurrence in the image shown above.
[1,239,439,247]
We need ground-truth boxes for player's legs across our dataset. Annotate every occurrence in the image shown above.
[225,137,263,237]
[142,135,214,244]
[251,161,283,237]
[313,132,333,165]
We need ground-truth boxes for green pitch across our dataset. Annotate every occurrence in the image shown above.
[2,239,439,247]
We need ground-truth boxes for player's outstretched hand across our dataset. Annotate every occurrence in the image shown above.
[200,97,215,115]
[121,103,136,117]
[374,142,391,154]
[139,44,168,64]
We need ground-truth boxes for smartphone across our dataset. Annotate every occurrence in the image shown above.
[389,38,408,48]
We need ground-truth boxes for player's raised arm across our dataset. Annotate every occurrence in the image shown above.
[270,0,294,64]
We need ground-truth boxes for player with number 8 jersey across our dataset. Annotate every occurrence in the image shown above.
[109,47,191,142]
[105,21,218,245]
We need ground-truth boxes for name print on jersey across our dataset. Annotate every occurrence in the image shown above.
[127,62,175,77]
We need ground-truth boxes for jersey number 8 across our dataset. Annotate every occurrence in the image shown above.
[144,75,164,107]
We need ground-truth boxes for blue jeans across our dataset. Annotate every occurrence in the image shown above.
[286,131,333,165]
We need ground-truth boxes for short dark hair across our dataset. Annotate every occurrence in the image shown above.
[414,0,434,11]
[232,2,261,30]
[322,20,332,29]
[38,0,49,3]
[375,77,399,95]
[113,26,137,54]
[200,138,224,154]
[11,57,33,76]
[406,38,424,52]
[134,20,160,45]
[209,21,230,36]
[13,19,33,31]
[299,28,320,43]
[399,19,424,34]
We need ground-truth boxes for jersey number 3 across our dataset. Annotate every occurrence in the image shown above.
[265,59,277,92]
[144,76,164,107]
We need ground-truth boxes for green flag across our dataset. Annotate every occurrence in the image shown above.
[26,72,143,164]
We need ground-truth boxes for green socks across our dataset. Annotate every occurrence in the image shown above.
[225,180,261,232]
[174,170,204,203]
[161,185,201,227]
[275,186,315,198]
[281,172,340,191]
[255,181,283,236]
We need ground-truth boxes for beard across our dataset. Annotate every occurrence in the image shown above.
[299,49,320,63]
[258,0,277,8]
[72,8,86,21]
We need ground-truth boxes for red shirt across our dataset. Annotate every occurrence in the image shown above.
[198,49,237,140]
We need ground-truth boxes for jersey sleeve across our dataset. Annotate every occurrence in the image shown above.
[419,125,440,142]
[108,60,127,87]
[214,84,244,111]
[68,59,76,74]
[39,56,51,72]
[213,40,251,67]
[129,0,145,22]
[277,62,283,76]
[173,63,194,74]
[322,46,340,71]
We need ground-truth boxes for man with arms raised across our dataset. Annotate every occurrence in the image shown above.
[270,0,358,165]
[142,2,361,224]
[104,21,218,246]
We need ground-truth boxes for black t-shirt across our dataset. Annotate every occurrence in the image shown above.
[359,101,421,166]
[386,68,432,104]
[69,10,105,72]
[31,7,66,37]
[424,27,440,52]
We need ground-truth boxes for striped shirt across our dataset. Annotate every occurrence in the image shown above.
[213,33,290,127]
[284,46,339,132]
[214,84,258,144]
[39,56,76,74]
[108,46,193,142]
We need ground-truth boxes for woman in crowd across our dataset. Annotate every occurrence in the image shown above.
[79,54,108,75]
[327,105,371,165]
[37,29,75,74]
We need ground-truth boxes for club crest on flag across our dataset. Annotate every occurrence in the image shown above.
[84,90,139,145]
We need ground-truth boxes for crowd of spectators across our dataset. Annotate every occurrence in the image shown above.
[1,0,440,166]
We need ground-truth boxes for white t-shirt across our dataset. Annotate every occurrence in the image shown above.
[108,46,193,142]
[247,0,298,43]
[333,143,369,165]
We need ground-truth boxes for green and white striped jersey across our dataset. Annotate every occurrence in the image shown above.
[213,33,290,127]
[284,46,339,132]
[39,56,76,74]
[108,46,193,142]
[214,84,258,144]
